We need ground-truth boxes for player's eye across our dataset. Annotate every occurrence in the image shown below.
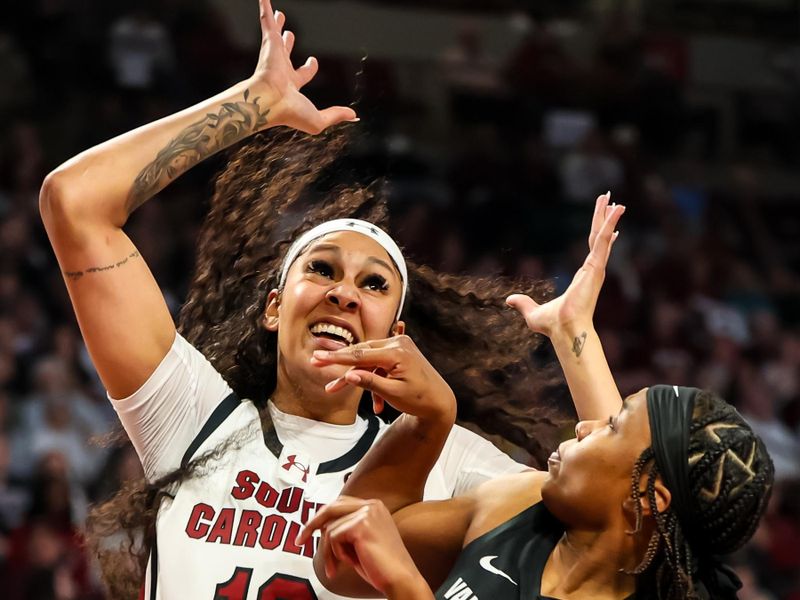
[363,274,389,292]
[307,259,334,278]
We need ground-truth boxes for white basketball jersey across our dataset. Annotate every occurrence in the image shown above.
[111,333,526,599]
[145,395,445,599]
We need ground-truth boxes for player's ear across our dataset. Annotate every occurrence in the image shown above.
[391,320,405,336]
[263,289,280,332]
[622,480,672,519]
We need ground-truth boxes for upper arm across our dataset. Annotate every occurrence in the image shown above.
[40,173,176,398]
[110,332,233,480]
[393,495,477,591]
[396,472,544,590]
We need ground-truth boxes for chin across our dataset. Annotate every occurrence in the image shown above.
[306,359,348,386]
[540,474,554,501]
[539,475,568,516]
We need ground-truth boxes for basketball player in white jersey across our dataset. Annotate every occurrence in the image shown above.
[39,2,542,598]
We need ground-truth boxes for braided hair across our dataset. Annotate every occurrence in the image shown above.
[627,390,774,599]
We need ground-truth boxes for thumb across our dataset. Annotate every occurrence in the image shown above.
[506,294,539,317]
[318,106,359,129]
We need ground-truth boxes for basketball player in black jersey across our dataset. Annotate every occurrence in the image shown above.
[301,199,774,600]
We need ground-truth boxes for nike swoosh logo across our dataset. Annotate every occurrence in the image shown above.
[478,555,517,586]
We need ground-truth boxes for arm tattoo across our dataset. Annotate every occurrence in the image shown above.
[126,89,270,213]
[572,331,588,358]
[63,251,141,282]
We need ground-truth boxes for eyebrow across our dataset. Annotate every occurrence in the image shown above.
[307,243,397,276]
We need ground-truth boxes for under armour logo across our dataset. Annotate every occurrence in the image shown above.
[282,455,310,483]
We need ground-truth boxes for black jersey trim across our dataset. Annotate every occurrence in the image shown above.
[181,392,241,468]
[316,414,380,475]
[148,532,158,600]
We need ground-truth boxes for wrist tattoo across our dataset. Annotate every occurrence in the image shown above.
[127,88,269,213]
[572,331,588,358]
[63,251,141,281]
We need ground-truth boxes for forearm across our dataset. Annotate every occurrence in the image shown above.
[549,321,622,421]
[341,410,455,512]
[385,575,435,600]
[40,79,277,231]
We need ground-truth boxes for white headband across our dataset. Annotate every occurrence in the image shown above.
[278,219,408,318]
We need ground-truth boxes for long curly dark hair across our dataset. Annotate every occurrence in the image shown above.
[628,390,774,600]
[87,128,569,598]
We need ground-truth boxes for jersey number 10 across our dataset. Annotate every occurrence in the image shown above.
[214,567,317,599]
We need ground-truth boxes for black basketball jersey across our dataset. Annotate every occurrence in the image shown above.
[435,502,562,600]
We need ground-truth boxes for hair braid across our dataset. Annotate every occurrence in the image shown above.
[628,447,654,536]
[631,390,774,599]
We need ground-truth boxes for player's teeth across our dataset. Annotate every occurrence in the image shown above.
[310,322,354,344]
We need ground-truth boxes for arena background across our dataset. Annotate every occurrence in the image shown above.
[1,0,799,598]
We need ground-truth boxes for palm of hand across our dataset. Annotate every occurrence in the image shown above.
[508,195,623,336]
[522,264,599,336]
[255,38,315,130]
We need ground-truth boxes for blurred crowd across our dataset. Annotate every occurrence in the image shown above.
[1,0,799,598]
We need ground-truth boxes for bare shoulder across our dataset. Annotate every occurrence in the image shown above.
[463,469,547,545]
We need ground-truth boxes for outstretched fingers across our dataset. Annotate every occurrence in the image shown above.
[274,9,286,33]
[296,55,319,87]
[588,191,612,250]
[259,1,283,35]
[283,30,295,56]
[586,204,624,270]
[258,0,274,22]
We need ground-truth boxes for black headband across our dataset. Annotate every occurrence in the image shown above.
[646,385,742,598]
[646,384,698,530]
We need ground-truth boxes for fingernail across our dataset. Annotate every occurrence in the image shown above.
[347,373,362,384]
[607,191,612,199]
[348,118,361,123]
[313,350,330,358]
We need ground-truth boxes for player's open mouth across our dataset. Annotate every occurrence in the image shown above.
[309,321,357,346]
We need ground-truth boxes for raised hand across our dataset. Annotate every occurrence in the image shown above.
[311,335,456,421]
[506,193,624,338]
[253,0,357,134]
